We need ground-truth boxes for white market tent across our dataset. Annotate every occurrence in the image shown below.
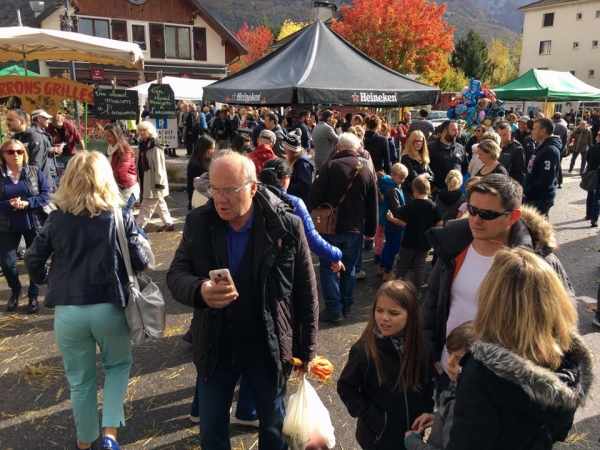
[127,76,216,101]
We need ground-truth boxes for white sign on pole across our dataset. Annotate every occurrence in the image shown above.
[155,118,178,149]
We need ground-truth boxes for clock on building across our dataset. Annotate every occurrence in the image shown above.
[128,0,148,5]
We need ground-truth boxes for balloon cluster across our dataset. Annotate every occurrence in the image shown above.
[447,78,504,134]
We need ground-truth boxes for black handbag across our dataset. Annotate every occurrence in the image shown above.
[580,170,598,192]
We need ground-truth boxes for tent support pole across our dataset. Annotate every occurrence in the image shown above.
[84,103,88,149]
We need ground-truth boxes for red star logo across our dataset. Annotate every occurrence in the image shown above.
[352,93,359,102]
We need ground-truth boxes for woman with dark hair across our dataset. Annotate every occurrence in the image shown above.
[187,135,215,211]
[230,132,253,154]
[363,115,391,174]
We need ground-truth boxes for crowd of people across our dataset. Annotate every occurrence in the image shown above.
[0,103,598,450]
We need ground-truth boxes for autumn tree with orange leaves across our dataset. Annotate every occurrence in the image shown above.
[229,22,274,74]
[331,0,454,85]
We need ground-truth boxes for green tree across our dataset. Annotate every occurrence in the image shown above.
[437,65,470,92]
[487,38,518,87]
[450,29,491,81]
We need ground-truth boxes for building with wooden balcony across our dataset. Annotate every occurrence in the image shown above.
[28,0,246,88]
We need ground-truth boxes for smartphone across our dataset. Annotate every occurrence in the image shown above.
[209,269,238,295]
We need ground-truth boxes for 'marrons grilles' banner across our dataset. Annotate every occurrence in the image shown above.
[0,76,95,114]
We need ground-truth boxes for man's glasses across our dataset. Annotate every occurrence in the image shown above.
[3,149,25,156]
[207,182,252,198]
[467,204,513,220]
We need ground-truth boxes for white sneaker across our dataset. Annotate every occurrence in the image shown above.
[355,270,367,280]
[189,414,199,424]
[592,317,600,328]
[231,417,259,427]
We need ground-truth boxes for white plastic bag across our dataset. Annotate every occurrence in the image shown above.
[283,375,336,450]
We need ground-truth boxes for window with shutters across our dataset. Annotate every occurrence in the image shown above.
[132,25,147,51]
[165,26,191,60]
[79,18,109,38]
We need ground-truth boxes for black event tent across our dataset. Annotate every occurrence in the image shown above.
[203,20,440,107]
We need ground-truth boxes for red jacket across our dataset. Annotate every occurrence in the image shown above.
[110,148,137,189]
[248,144,277,177]
[47,120,83,156]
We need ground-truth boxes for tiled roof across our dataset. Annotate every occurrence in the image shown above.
[520,0,583,11]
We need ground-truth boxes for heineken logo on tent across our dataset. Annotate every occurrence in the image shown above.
[352,92,398,103]
[226,92,264,103]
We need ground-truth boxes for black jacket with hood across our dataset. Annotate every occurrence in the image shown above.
[337,338,434,450]
[422,207,574,362]
[166,185,318,389]
[446,333,594,450]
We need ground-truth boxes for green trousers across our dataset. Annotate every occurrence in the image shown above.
[55,303,132,443]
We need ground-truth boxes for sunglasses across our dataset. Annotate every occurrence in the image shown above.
[3,149,25,156]
[467,204,513,220]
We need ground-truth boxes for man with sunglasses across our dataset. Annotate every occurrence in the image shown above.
[167,150,318,450]
[421,174,573,399]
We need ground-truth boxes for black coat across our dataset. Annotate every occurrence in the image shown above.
[364,131,391,174]
[428,139,468,190]
[400,155,434,196]
[337,338,434,450]
[446,334,594,450]
[498,140,526,184]
[166,186,319,389]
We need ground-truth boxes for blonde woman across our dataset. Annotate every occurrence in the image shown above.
[400,130,433,201]
[446,247,593,450]
[474,139,508,177]
[25,151,149,450]
[468,131,499,176]
[136,121,175,232]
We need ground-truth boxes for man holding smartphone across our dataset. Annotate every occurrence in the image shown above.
[167,150,318,450]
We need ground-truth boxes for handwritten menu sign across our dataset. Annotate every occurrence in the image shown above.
[94,89,139,119]
[148,84,175,118]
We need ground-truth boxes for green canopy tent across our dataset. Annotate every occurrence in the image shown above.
[0,64,39,77]
[494,69,600,101]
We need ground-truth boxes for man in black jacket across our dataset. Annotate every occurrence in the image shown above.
[6,109,57,191]
[167,151,318,450]
[524,118,561,217]
[496,121,526,184]
[211,109,232,151]
[428,121,468,193]
[310,133,378,323]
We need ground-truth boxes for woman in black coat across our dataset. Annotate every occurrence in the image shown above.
[186,135,215,210]
[363,115,391,174]
[446,248,593,450]
[400,130,434,201]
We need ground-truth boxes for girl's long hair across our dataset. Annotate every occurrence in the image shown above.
[190,135,216,172]
[361,281,427,391]
[402,130,430,165]
[473,248,577,370]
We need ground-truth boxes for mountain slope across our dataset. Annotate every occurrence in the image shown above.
[1,0,524,45]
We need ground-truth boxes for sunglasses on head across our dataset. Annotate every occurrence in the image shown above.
[3,149,25,155]
[467,204,513,220]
